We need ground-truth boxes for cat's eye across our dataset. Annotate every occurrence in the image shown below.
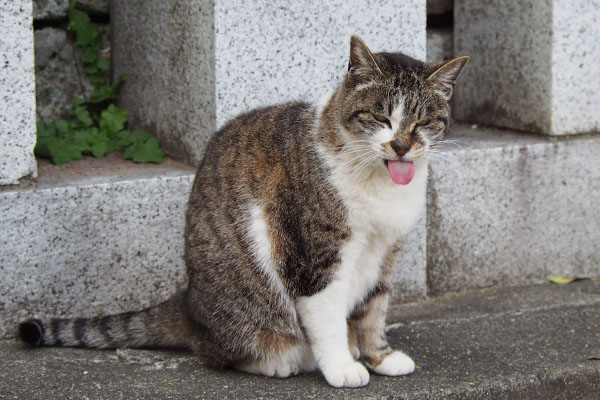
[373,114,389,124]
[416,119,430,126]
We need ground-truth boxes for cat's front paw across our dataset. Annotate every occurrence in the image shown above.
[321,361,370,388]
[369,351,415,376]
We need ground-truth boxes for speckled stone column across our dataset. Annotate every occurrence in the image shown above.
[454,0,600,135]
[0,0,37,184]
[112,0,426,165]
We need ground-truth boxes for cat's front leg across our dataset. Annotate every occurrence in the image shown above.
[351,291,415,376]
[296,281,370,388]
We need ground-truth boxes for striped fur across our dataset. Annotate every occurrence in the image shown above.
[19,36,468,388]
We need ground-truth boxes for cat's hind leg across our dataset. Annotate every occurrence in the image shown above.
[236,343,316,378]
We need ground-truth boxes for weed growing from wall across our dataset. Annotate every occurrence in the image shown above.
[35,0,165,165]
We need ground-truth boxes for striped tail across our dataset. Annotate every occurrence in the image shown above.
[18,292,202,350]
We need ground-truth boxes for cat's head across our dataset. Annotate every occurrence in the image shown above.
[328,36,469,185]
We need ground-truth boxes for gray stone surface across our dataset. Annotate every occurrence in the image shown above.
[2,281,600,399]
[33,0,110,20]
[550,0,600,135]
[34,27,97,122]
[454,0,600,135]
[112,0,426,164]
[393,214,427,302]
[32,0,69,20]
[0,0,38,185]
[0,157,195,338]
[427,123,600,294]
[426,28,453,63]
[112,1,215,165]
[34,25,111,123]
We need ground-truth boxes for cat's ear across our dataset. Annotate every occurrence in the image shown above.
[426,56,470,100]
[348,35,383,76]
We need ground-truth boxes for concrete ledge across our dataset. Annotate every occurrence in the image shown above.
[0,154,426,337]
[3,124,599,336]
[0,155,195,337]
[428,123,600,294]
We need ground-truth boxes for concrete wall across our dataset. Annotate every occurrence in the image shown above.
[113,0,426,164]
[454,0,600,135]
[0,0,37,185]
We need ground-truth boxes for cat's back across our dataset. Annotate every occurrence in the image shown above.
[204,102,315,166]
[185,100,348,298]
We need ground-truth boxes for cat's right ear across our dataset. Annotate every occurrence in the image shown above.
[348,36,383,79]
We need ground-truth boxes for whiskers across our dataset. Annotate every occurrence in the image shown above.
[425,136,467,164]
[320,139,383,181]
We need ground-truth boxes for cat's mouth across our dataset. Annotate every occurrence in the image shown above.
[384,160,415,185]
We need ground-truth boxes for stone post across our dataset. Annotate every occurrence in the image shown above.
[0,0,37,184]
[454,0,600,135]
[112,0,426,164]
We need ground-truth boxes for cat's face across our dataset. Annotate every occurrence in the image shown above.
[335,36,468,184]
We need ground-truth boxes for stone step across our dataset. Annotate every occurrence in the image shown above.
[0,154,195,337]
[2,124,599,338]
[2,280,599,398]
[428,123,600,294]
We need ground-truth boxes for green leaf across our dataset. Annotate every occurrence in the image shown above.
[85,65,99,75]
[36,121,57,139]
[54,119,72,137]
[88,77,126,104]
[97,58,110,72]
[71,104,94,128]
[122,130,165,163]
[91,74,106,85]
[124,136,165,163]
[81,47,98,64]
[68,7,100,46]
[100,104,128,136]
[47,137,83,165]
[117,129,149,147]
[89,85,116,103]
[71,97,85,108]
[35,122,57,158]
[90,141,110,158]
[89,33,104,52]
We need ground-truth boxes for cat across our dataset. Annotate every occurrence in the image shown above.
[18,36,468,388]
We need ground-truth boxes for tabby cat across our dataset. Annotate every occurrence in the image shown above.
[19,36,468,388]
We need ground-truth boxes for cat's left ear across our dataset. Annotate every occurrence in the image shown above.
[426,56,470,100]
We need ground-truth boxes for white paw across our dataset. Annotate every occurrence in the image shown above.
[370,351,415,376]
[236,360,299,378]
[272,362,300,378]
[349,344,361,360]
[321,361,370,388]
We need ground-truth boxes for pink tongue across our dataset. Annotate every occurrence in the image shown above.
[387,160,415,185]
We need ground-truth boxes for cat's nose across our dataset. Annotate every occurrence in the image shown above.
[391,141,410,157]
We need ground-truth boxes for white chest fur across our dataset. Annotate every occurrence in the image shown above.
[319,144,428,314]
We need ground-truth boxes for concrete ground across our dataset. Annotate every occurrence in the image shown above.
[1,280,599,399]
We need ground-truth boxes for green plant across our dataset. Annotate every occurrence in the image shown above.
[35,0,164,165]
